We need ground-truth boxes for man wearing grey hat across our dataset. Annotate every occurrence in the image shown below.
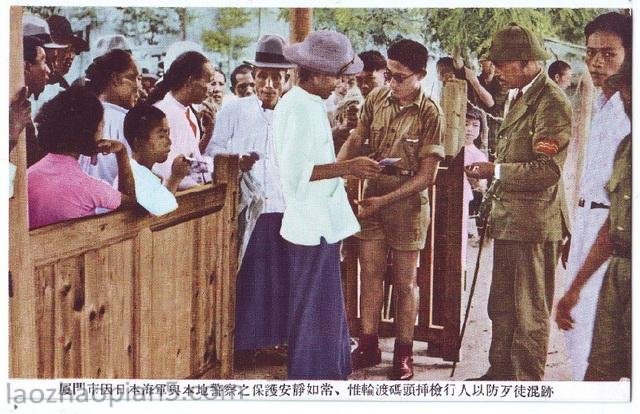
[338,38,445,380]
[205,34,296,368]
[273,30,381,379]
[466,23,572,381]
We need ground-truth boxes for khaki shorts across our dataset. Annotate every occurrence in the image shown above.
[587,256,631,379]
[355,177,430,251]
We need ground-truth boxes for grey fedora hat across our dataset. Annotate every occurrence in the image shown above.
[244,34,296,69]
[283,30,363,76]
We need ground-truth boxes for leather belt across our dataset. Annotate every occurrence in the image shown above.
[381,165,416,177]
[611,244,631,259]
[578,198,610,209]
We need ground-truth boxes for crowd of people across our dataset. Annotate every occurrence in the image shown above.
[9,10,631,382]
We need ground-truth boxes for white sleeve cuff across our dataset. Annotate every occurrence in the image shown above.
[494,163,501,180]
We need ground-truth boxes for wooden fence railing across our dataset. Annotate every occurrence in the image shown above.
[11,155,240,379]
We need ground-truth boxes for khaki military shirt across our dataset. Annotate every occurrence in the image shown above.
[349,86,445,200]
[607,134,631,251]
[488,72,572,242]
[353,86,445,171]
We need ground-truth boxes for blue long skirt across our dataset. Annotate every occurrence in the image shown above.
[234,213,289,351]
[286,238,352,380]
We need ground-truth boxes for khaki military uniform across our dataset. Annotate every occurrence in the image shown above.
[486,72,572,380]
[587,134,631,379]
[350,86,445,250]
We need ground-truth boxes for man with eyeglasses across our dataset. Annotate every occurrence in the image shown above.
[556,11,631,381]
[338,38,444,380]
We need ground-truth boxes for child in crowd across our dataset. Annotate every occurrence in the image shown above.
[122,104,191,215]
[28,86,137,229]
[463,107,488,250]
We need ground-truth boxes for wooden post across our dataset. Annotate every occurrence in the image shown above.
[9,5,38,378]
[289,8,312,44]
[440,79,467,157]
[213,155,239,378]
[288,8,312,87]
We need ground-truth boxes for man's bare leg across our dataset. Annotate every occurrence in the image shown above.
[388,248,419,380]
[359,239,388,335]
[392,249,420,342]
[351,238,388,369]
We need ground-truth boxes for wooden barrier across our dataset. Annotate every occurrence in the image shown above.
[11,156,240,379]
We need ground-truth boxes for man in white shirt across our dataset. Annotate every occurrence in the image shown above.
[205,34,296,367]
[556,12,631,381]
[150,51,215,190]
[274,30,381,380]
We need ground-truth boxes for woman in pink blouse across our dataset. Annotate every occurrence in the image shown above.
[28,86,136,229]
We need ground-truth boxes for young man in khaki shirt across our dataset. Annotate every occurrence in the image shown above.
[338,39,444,380]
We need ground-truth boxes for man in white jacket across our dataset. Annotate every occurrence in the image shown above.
[205,35,296,367]
[558,11,631,381]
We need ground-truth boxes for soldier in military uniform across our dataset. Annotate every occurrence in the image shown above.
[338,39,444,380]
[555,61,631,380]
[466,23,572,381]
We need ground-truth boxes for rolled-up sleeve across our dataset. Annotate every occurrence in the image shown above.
[418,105,445,160]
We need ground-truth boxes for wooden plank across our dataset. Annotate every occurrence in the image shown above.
[174,221,195,377]
[34,265,55,378]
[81,249,105,377]
[30,183,226,266]
[146,225,179,378]
[104,240,136,377]
[136,228,154,378]
[53,256,84,378]
[8,5,38,378]
[213,155,239,378]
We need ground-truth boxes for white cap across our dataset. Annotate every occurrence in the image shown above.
[22,14,67,49]
[93,34,134,59]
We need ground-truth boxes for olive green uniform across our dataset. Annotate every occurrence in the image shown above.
[351,86,445,250]
[486,72,572,380]
[587,134,631,379]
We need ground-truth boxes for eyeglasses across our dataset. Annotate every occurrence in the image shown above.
[384,69,414,83]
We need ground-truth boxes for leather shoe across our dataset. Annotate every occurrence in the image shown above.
[351,346,382,369]
[388,340,414,380]
[389,355,413,380]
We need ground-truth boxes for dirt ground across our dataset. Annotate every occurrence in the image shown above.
[235,237,573,381]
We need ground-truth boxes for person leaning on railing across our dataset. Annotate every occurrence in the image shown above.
[27,86,137,229]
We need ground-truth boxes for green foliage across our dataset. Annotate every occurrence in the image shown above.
[201,8,253,74]
[424,8,605,58]
[117,7,181,46]
[279,7,606,58]
[279,8,424,50]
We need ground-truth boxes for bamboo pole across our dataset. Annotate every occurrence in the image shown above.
[9,5,38,377]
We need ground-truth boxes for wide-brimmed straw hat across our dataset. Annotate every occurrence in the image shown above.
[244,34,296,69]
[283,30,363,76]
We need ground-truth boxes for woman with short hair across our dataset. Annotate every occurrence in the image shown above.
[28,86,136,229]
